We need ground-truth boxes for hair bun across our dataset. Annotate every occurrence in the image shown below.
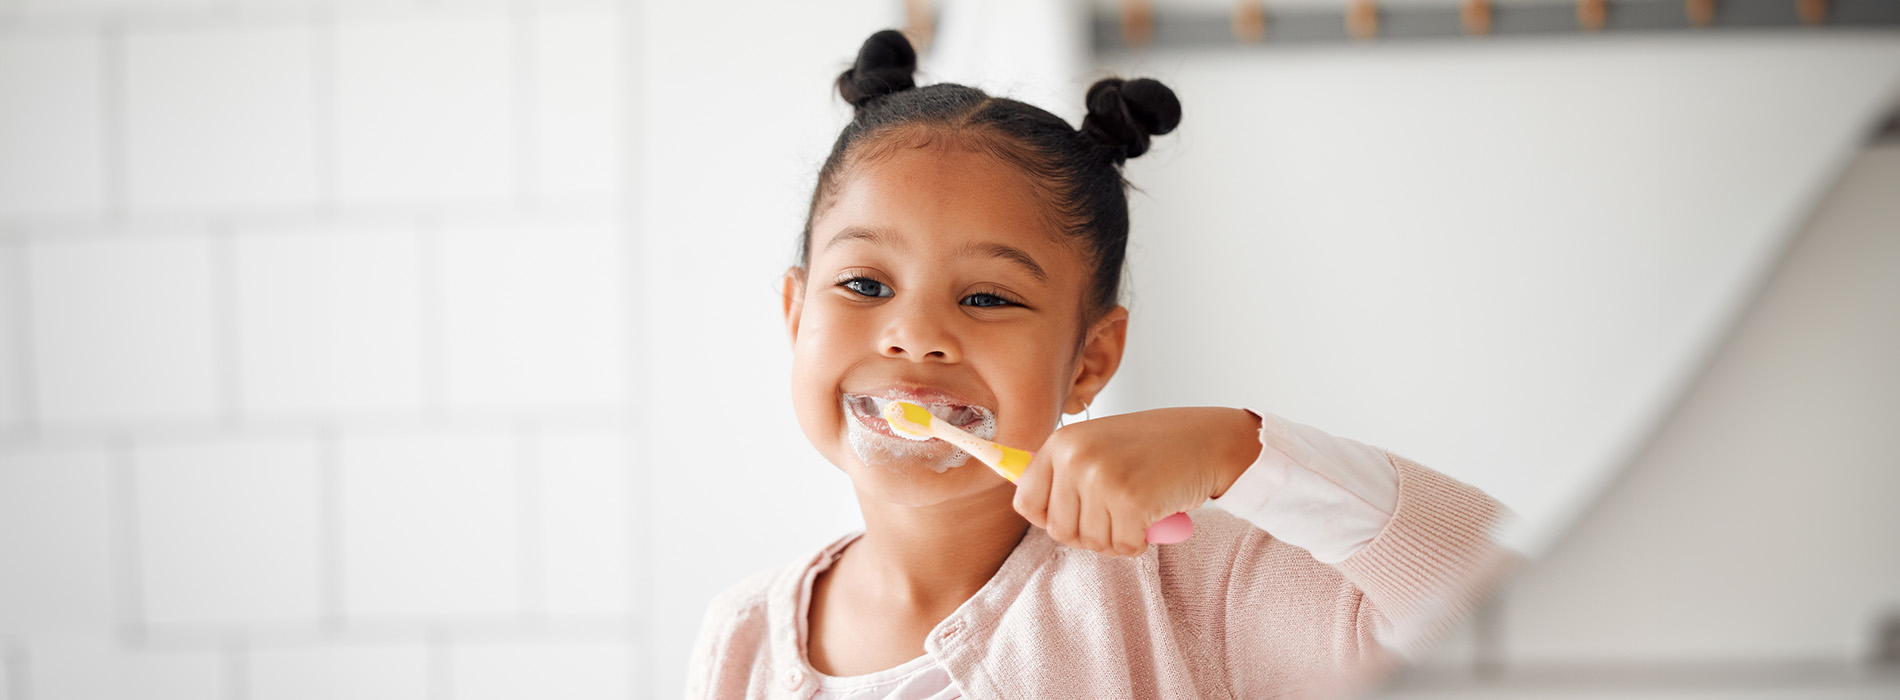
[1081,77,1181,162]
[836,30,918,110]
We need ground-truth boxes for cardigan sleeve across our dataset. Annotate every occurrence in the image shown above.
[1209,412,1519,692]
[1209,409,1402,564]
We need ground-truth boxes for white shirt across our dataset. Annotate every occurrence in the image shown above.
[800,409,1401,700]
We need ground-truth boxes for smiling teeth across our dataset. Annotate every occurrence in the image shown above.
[864,395,970,425]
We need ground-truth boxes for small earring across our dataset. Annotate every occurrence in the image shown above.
[1059,399,1091,428]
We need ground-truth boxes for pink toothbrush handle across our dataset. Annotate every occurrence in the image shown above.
[1145,511,1194,544]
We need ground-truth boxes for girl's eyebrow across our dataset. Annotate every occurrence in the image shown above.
[824,225,902,252]
[823,224,1047,283]
[960,242,1048,284]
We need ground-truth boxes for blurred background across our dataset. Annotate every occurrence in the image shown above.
[0,0,1894,698]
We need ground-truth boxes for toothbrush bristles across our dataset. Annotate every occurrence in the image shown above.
[881,401,937,441]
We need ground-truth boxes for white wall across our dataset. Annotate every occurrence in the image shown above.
[1373,140,1900,699]
[1096,33,1900,555]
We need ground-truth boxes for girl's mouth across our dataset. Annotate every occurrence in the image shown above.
[839,391,999,473]
[841,392,993,440]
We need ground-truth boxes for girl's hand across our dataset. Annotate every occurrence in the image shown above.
[1012,407,1263,557]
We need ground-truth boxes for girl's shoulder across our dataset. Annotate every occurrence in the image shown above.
[688,531,859,694]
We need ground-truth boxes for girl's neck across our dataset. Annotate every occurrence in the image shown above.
[843,485,1030,611]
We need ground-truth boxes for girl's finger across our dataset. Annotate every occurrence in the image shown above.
[1110,503,1149,558]
[1079,497,1112,554]
[1046,459,1081,546]
[1012,451,1054,529]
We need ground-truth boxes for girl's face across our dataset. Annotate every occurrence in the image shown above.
[783,141,1126,508]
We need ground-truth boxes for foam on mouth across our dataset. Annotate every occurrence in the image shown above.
[842,393,997,473]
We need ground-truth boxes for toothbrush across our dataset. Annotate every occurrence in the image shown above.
[882,400,1195,545]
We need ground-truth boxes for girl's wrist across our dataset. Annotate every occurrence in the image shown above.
[1209,407,1264,499]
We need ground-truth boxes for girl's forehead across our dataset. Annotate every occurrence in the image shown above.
[811,144,1083,270]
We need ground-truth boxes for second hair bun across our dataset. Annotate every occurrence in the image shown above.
[1081,78,1182,162]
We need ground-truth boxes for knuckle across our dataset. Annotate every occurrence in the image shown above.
[1050,521,1076,542]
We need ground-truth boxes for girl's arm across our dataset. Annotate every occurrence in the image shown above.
[1014,407,1517,671]
[1209,409,1401,565]
[1214,411,1518,662]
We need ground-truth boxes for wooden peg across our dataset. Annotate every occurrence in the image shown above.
[1686,0,1715,26]
[1796,0,1827,24]
[1578,0,1607,31]
[1462,0,1493,35]
[1122,0,1154,47]
[1347,0,1379,40]
[1233,0,1267,43]
[903,0,934,52]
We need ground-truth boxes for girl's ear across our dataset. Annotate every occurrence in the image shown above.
[781,267,807,345]
[1067,305,1129,414]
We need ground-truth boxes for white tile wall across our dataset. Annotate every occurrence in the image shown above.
[448,640,635,700]
[0,447,118,635]
[28,234,221,427]
[248,643,431,700]
[124,23,320,213]
[334,13,516,204]
[134,436,324,628]
[438,217,626,410]
[339,432,522,619]
[27,640,223,700]
[531,8,623,200]
[16,0,216,17]
[0,34,106,218]
[4,1,642,696]
[0,242,25,433]
[234,224,426,417]
[536,430,633,616]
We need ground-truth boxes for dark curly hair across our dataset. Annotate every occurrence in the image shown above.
[798,29,1181,325]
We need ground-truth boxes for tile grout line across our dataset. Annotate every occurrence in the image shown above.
[4,235,39,438]
[416,214,448,418]
[619,0,657,692]
[109,435,147,648]
[313,0,338,221]
[317,424,345,637]
[617,0,652,693]
[100,17,126,227]
[210,222,242,428]
[0,196,620,241]
[0,408,628,453]
[512,0,537,212]
[516,419,544,624]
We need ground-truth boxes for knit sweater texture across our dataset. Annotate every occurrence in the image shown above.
[686,453,1513,700]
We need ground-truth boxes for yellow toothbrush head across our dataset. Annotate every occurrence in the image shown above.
[881,401,937,441]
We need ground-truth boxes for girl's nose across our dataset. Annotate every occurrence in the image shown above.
[879,305,960,363]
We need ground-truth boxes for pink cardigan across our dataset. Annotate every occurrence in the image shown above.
[686,454,1512,699]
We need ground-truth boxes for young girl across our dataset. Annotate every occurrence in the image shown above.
[687,30,1514,700]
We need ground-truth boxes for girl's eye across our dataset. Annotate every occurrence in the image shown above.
[841,277,893,298]
[962,292,1015,308]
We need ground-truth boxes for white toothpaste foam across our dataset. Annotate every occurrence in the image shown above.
[843,395,997,474]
